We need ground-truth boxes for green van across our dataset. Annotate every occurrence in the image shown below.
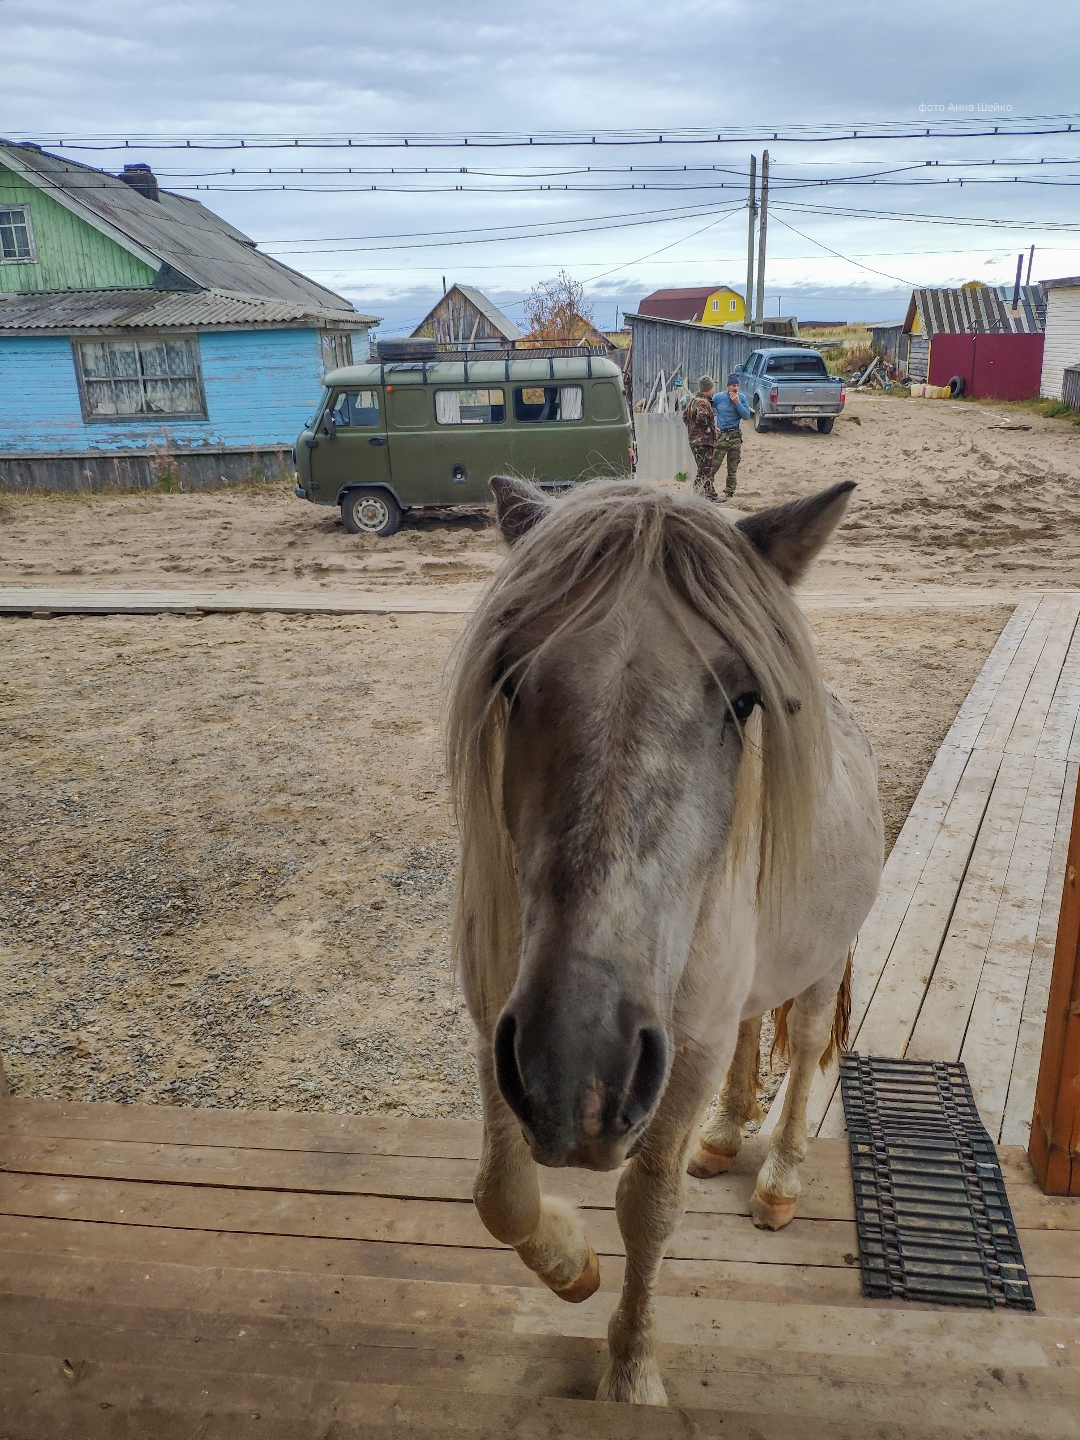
[293,354,633,536]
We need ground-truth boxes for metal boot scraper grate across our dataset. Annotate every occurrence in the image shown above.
[840,1054,1035,1310]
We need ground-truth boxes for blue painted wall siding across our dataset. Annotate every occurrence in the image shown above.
[0,328,327,452]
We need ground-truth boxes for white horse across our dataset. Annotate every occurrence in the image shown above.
[448,476,883,1404]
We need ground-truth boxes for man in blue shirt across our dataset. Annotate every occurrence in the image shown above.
[711,373,751,500]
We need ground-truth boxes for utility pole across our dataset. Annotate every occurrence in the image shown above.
[1011,252,1024,314]
[1026,244,1035,286]
[745,154,757,333]
[754,150,770,326]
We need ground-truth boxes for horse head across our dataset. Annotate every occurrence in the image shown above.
[452,475,855,1171]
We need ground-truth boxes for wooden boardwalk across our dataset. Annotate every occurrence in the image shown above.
[2,1097,1078,1438]
[0,582,1048,617]
[765,591,1080,1145]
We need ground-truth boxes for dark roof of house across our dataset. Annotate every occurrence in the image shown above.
[902,285,1045,336]
[1043,275,1080,290]
[0,141,378,321]
[0,287,363,334]
[637,286,741,323]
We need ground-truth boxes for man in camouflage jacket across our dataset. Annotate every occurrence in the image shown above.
[682,376,720,500]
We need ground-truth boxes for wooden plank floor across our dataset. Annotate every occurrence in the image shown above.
[2,1097,1079,1439]
[765,591,1080,1145]
[0,582,1052,617]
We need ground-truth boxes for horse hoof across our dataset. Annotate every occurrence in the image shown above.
[750,1187,797,1230]
[687,1139,739,1178]
[597,1358,668,1406]
[549,1244,600,1303]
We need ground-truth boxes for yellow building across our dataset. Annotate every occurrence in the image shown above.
[638,286,746,327]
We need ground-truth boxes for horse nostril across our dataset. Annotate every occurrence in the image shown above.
[493,1011,529,1123]
[621,1026,668,1130]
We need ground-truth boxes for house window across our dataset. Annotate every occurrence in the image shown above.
[730,299,737,312]
[74,336,206,420]
[322,332,354,372]
[513,386,583,422]
[0,206,35,263]
[434,388,505,424]
[712,298,720,312]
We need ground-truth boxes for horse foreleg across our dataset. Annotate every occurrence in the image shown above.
[599,1064,713,1406]
[687,1015,762,1177]
[472,1048,599,1302]
[751,959,845,1230]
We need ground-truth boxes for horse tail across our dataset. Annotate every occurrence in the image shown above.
[770,948,852,1073]
[823,949,853,1070]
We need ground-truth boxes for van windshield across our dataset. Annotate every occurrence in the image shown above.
[514,385,584,422]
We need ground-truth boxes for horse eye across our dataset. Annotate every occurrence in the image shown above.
[729,692,760,724]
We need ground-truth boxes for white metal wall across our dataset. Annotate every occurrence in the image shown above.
[634,413,695,482]
[1040,286,1080,400]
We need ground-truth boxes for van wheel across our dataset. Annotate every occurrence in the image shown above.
[817,417,835,434]
[753,403,770,433]
[341,488,402,537]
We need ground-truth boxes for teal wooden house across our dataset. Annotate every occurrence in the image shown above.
[0,142,379,489]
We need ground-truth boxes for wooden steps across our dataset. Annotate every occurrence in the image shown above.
[2,1100,1079,1438]
[763,591,1080,1144]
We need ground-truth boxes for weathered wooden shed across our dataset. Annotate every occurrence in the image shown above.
[411,284,522,349]
[624,312,808,412]
[899,284,1045,384]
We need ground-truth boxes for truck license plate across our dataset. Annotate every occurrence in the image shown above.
[794,405,819,413]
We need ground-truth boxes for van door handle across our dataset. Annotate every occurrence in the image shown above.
[368,436,388,446]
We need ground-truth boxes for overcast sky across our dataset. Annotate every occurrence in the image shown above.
[4,0,1080,332]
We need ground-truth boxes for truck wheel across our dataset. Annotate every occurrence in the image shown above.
[341,488,402,537]
[753,402,770,433]
[817,417,835,434]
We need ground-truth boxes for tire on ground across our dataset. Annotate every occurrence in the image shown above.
[948,375,966,397]
[341,487,403,538]
[817,417,835,434]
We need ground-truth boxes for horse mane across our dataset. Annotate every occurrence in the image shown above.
[448,479,831,1032]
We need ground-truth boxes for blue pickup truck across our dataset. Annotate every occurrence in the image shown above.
[735,348,846,434]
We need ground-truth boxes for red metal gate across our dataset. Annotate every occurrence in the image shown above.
[928,332,1044,401]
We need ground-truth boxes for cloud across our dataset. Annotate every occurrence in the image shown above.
[4,0,1080,312]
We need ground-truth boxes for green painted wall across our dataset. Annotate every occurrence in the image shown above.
[0,167,157,293]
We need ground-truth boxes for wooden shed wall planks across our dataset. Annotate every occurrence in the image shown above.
[762,592,1080,1146]
[0,170,157,293]
[0,328,326,458]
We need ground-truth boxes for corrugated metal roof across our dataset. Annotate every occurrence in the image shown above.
[903,286,1045,337]
[0,142,378,320]
[0,287,365,333]
[446,285,522,341]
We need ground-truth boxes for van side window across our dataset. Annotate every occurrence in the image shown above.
[435,388,505,425]
[513,385,583,422]
[331,390,381,427]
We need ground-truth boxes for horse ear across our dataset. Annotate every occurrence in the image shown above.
[736,480,856,586]
[490,475,551,544]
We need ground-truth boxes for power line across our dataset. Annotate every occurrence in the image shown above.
[12,115,1080,148]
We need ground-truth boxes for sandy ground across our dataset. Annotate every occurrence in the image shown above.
[3,393,1079,595]
[2,391,1075,1117]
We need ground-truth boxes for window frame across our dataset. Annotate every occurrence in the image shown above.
[512,384,585,424]
[330,388,382,429]
[321,331,354,374]
[0,204,37,264]
[71,332,208,424]
[433,387,506,426]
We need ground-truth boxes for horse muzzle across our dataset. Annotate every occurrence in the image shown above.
[492,996,670,1171]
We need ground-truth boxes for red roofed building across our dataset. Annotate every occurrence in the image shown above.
[637,285,745,327]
